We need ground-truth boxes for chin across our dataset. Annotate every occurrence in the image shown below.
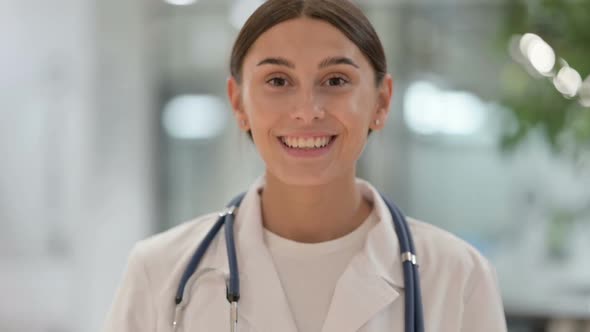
[267,167,344,187]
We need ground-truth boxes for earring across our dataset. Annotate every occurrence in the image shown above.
[375,119,381,126]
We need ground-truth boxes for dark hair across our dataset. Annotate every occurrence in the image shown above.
[229,0,387,86]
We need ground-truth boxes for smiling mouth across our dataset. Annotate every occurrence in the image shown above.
[278,135,337,149]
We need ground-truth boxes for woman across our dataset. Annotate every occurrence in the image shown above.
[103,0,507,331]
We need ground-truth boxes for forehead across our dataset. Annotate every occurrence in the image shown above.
[244,17,368,67]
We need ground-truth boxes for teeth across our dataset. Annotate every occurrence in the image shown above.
[281,136,332,149]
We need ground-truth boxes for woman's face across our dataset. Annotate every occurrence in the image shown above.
[228,18,393,186]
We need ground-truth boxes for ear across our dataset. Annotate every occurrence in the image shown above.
[227,76,250,131]
[369,73,393,131]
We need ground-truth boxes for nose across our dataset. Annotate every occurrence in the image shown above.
[290,90,325,124]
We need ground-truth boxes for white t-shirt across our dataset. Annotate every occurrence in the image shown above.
[263,211,378,332]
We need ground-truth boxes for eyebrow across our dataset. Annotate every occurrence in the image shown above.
[256,56,359,69]
[319,56,359,69]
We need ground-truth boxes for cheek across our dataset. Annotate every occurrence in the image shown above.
[242,91,292,151]
[243,88,283,126]
[245,82,294,111]
[324,92,373,132]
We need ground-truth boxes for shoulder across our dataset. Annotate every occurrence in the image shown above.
[135,212,220,258]
[406,217,496,292]
[407,218,506,328]
[127,212,222,288]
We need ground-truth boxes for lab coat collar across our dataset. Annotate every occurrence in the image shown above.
[203,176,406,331]
[233,176,405,286]
[357,178,406,289]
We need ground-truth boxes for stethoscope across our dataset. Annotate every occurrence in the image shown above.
[173,192,424,332]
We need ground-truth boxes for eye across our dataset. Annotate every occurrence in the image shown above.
[324,76,349,87]
[267,77,289,87]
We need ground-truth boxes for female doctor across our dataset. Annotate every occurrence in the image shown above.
[103,0,507,331]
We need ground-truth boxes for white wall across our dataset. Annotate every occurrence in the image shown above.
[0,0,156,331]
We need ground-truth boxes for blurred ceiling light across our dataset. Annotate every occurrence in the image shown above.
[553,66,582,98]
[230,0,264,30]
[579,76,590,107]
[518,33,555,76]
[404,81,486,136]
[527,40,555,76]
[511,33,588,104]
[165,0,197,5]
[519,33,542,57]
[162,95,227,140]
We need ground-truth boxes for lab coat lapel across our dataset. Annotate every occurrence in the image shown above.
[321,180,406,332]
[214,177,408,332]
[320,254,401,332]
[232,178,299,332]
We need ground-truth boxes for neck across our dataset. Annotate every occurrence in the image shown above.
[260,170,373,243]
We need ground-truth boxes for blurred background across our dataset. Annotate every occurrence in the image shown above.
[1,0,589,331]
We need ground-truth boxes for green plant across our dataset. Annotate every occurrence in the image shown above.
[498,0,590,157]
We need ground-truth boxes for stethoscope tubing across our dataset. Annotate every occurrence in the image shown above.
[174,192,424,332]
[383,197,424,332]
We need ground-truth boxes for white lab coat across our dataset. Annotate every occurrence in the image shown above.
[102,178,507,332]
